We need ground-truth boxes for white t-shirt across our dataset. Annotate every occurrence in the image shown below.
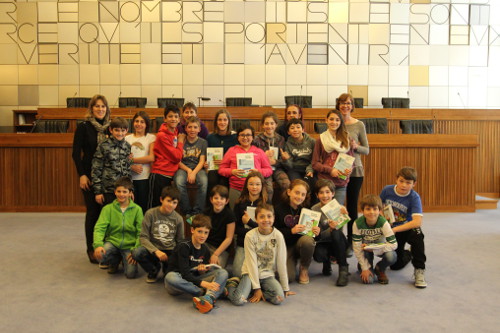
[125,133,156,181]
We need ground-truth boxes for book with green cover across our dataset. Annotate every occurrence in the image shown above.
[298,208,321,237]
[320,199,351,230]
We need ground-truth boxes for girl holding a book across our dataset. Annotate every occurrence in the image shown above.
[312,109,354,205]
[218,124,273,209]
[232,171,269,278]
[205,109,238,200]
[274,179,320,284]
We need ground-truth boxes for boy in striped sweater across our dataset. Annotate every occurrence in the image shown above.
[353,194,397,284]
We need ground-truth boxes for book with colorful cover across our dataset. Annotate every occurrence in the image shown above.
[321,199,351,230]
[237,153,255,177]
[333,153,355,180]
[298,208,321,237]
[207,147,224,171]
[383,205,395,224]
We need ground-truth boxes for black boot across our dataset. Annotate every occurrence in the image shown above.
[322,261,332,276]
[336,265,349,287]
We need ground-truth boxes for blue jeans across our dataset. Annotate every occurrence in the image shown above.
[232,246,245,278]
[364,250,397,271]
[164,268,228,299]
[101,242,138,279]
[132,246,171,274]
[174,169,207,215]
[228,274,284,306]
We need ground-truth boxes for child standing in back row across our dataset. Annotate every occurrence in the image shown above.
[174,116,208,217]
[92,117,132,206]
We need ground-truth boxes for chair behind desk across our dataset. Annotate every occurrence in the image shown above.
[119,97,147,108]
[381,98,410,108]
[360,118,388,134]
[32,120,69,133]
[400,120,434,134]
[226,97,252,107]
[67,97,91,108]
[158,98,185,108]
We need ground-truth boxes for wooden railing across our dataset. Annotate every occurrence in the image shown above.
[0,133,478,212]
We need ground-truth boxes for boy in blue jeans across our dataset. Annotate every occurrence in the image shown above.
[165,214,228,314]
[227,203,294,306]
[92,117,132,205]
[173,116,208,217]
[93,177,143,278]
[380,166,427,288]
[132,186,184,283]
[353,194,397,285]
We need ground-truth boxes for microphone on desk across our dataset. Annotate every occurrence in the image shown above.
[457,92,466,108]
[114,92,122,108]
[30,114,42,133]
[68,92,77,108]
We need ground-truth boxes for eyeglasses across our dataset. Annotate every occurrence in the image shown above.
[340,102,352,106]
[239,134,253,137]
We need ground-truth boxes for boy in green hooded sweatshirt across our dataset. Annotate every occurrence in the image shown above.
[94,177,143,278]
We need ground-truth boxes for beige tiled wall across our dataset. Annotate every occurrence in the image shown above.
[1,0,500,126]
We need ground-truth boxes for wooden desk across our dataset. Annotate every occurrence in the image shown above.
[0,133,478,212]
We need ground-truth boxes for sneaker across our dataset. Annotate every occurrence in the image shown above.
[99,263,109,270]
[146,271,159,283]
[224,277,240,297]
[345,246,353,258]
[193,295,214,314]
[336,266,349,287]
[374,265,389,284]
[414,268,427,288]
[322,262,332,276]
[107,264,119,274]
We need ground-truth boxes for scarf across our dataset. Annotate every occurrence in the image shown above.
[320,130,349,154]
[88,117,110,144]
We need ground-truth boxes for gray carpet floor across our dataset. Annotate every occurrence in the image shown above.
[1,207,499,333]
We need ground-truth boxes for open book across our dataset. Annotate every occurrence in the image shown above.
[364,243,386,251]
[383,205,395,224]
[321,199,351,230]
[207,147,224,171]
[298,208,321,237]
[333,153,355,180]
[237,153,255,177]
[190,263,222,271]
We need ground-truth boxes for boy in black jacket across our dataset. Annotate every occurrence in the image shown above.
[164,214,228,314]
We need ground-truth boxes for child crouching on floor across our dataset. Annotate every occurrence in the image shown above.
[353,194,397,285]
[164,214,228,314]
[93,177,143,278]
[227,203,294,305]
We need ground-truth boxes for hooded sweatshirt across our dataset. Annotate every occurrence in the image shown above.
[151,123,184,177]
[283,132,316,175]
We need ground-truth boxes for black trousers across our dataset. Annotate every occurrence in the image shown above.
[148,173,172,210]
[313,229,348,267]
[82,188,103,252]
[391,227,426,270]
[346,176,363,243]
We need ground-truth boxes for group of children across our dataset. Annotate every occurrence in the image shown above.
[89,102,428,314]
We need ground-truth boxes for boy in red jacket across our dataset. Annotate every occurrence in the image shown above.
[148,105,185,209]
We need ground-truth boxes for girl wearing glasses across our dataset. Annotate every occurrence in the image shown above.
[274,179,320,284]
[218,124,273,209]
